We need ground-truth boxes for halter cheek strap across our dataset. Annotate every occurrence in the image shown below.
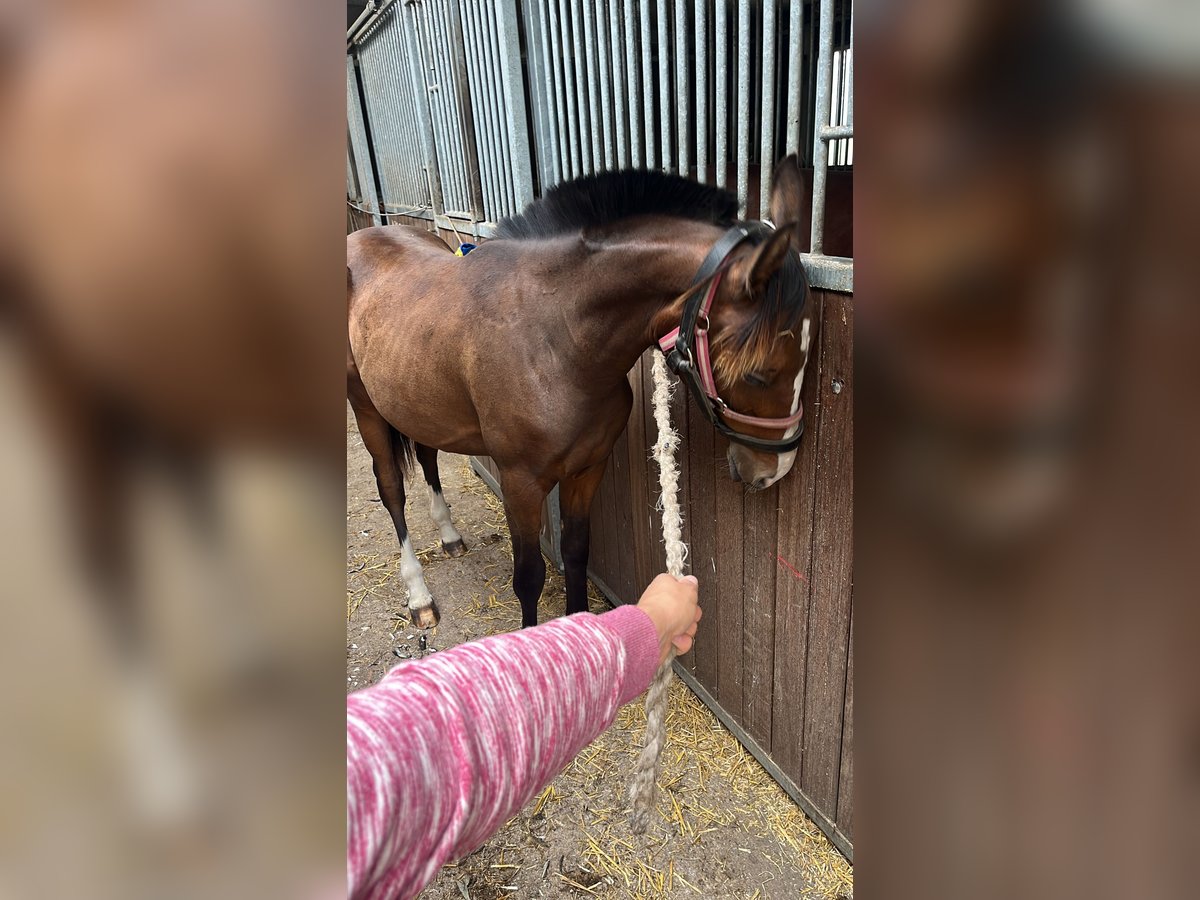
[656,224,806,454]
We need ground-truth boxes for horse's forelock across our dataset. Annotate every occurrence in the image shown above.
[712,253,809,382]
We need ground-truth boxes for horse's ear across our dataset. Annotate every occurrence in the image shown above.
[730,224,797,296]
[768,154,805,234]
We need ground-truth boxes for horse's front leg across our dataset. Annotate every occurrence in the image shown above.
[499,470,550,628]
[559,461,608,616]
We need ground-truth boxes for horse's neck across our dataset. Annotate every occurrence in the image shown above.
[551,224,717,383]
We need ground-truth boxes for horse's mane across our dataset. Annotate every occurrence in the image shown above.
[496,170,738,240]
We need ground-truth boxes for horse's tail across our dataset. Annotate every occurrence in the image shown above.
[393,431,416,481]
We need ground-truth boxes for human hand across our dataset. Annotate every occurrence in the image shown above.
[635,573,702,664]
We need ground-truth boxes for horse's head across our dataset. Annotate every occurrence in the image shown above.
[705,156,814,490]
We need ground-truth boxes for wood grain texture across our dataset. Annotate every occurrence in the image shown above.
[685,362,719,690]
[800,292,854,816]
[713,433,746,723]
[837,604,854,839]
[771,292,825,778]
[625,360,653,597]
[742,478,779,748]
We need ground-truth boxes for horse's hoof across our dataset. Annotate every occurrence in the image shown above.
[443,539,468,558]
[411,602,440,629]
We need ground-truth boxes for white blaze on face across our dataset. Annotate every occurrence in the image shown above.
[761,316,812,489]
[400,536,434,613]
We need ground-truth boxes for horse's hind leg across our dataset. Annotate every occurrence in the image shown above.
[348,384,439,628]
[415,443,466,557]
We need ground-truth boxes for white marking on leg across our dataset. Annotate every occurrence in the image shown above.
[765,317,812,487]
[429,490,462,546]
[400,536,434,611]
[121,667,198,827]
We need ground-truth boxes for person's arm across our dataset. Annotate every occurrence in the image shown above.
[347,579,697,900]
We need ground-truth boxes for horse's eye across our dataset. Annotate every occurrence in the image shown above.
[744,373,768,388]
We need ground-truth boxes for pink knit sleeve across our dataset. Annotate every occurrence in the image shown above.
[346,604,661,900]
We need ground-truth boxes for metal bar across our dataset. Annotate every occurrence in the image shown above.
[494,0,535,208]
[846,3,854,127]
[349,0,398,46]
[557,0,583,178]
[736,0,750,215]
[347,54,383,222]
[348,0,379,42]
[396,13,431,207]
[595,0,616,170]
[549,0,576,177]
[609,0,629,168]
[675,0,689,176]
[715,0,727,187]
[822,123,853,140]
[530,0,561,187]
[760,0,778,216]
[418,2,461,213]
[785,0,802,155]
[358,34,392,208]
[523,0,552,191]
[466,0,505,219]
[625,0,643,167]
[805,0,818,164]
[695,0,707,181]
[581,0,604,170]
[459,1,497,219]
[831,48,842,165]
[639,0,655,169]
[390,17,417,207]
[568,0,592,174]
[810,0,834,253]
[448,0,485,220]
[436,0,474,214]
[657,0,671,173]
[478,1,517,216]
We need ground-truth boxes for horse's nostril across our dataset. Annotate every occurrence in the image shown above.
[752,477,769,490]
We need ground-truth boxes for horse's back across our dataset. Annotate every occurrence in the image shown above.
[347,225,452,295]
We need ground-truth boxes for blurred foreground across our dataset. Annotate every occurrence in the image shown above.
[857,1,1199,898]
[0,3,344,898]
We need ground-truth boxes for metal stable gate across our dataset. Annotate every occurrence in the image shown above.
[347,0,852,285]
[347,0,855,857]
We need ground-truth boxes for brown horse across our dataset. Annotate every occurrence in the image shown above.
[347,157,816,629]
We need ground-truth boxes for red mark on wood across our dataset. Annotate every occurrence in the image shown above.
[773,553,808,583]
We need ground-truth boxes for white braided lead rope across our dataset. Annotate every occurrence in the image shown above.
[628,352,688,833]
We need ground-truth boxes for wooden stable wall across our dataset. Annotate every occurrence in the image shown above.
[349,214,853,856]
[586,289,853,856]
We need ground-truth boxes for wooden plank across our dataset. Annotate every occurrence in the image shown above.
[713,431,745,723]
[836,603,854,840]
[671,360,696,674]
[625,357,654,595]
[771,292,826,777]
[800,292,854,816]
[685,360,719,692]
[742,472,779,748]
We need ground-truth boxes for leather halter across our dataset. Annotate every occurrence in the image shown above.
[657,223,806,454]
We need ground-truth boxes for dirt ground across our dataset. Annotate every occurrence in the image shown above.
[347,408,853,899]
